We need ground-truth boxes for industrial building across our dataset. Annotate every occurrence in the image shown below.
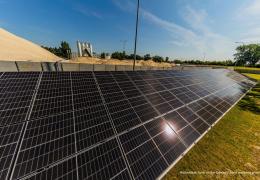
[77,41,93,57]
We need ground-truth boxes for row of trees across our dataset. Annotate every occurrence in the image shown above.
[101,51,170,63]
[42,41,71,59]
[101,44,260,67]
[42,40,259,67]
[172,44,260,67]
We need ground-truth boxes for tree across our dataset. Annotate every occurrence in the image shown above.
[234,44,260,66]
[165,57,169,62]
[135,54,143,60]
[153,55,164,63]
[42,41,71,59]
[100,52,106,59]
[60,41,71,59]
[144,54,151,61]
[111,51,126,60]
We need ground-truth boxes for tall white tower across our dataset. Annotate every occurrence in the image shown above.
[77,41,83,57]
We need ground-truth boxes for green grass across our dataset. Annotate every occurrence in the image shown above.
[163,74,260,180]
[234,67,260,71]
[234,67,260,74]
[243,74,260,81]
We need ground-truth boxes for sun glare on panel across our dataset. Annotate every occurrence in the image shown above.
[165,124,175,136]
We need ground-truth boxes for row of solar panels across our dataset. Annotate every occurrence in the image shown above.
[0,70,255,180]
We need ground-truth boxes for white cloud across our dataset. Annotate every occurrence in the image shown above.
[241,27,260,43]
[182,6,234,58]
[235,0,260,44]
[243,0,260,16]
[73,5,103,19]
[113,0,234,60]
[112,0,135,12]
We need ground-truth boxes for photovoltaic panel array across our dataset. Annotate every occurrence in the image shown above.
[0,69,255,180]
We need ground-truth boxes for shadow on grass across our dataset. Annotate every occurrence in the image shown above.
[238,82,260,114]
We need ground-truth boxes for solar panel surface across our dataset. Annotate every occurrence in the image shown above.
[0,69,255,180]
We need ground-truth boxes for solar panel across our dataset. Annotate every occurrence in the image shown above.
[0,69,256,180]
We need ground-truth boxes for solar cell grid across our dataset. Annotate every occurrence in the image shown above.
[126,71,144,77]
[111,169,131,180]
[41,72,71,79]
[0,143,18,179]
[160,82,175,90]
[0,85,36,94]
[75,106,114,151]
[39,83,71,92]
[133,79,149,86]
[107,99,132,113]
[100,84,122,95]
[0,79,36,88]
[150,83,166,92]
[119,125,169,179]
[125,139,167,179]
[168,97,184,109]
[0,123,23,179]
[102,92,126,103]
[70,72,93,79]
[1,72,39,79]
[0,74,39,126]
[13,134,75,179]
[77,138,129,180]
[159,91,177,101]
[123,89,143,99]
[133,103,159,123]
[117,82,143,99]
[163,111,188,132]
[204,94,228,106]
[73,92,103,110]
[155,102,172,115]
[12,112,75,179]
[191,101,223,125]
[187,84,211,97]
[177,125,200,146]
[0,107,29,126]
[146,93,165,106]
[95,74,115,84]
[128,96,148,107]
[110,107,141,133]
[0,70,256,180]
[174,90,200,104]
[154,132,186,165]
[200,81,219,93]
[36,88,71,99]
[112,74,130,83]
[119,126,151,153]
[177,107,200,123]
[178,78,197,86]
[145,79,161,84]
[117,81,136,90]
[145,119,186,164]
[135,83,157,94]
[21,112,74,150]
[76,120,114,151]
[31,95,73,119]
[26,157,78,180]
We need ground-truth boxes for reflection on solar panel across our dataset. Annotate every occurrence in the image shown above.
[0,70,255,180]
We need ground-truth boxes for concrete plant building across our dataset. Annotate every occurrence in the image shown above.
[77,41,93,57]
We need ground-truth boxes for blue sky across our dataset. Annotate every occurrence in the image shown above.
[1,0,260,60]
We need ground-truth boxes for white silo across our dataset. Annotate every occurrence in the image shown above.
[77,41,82,57]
